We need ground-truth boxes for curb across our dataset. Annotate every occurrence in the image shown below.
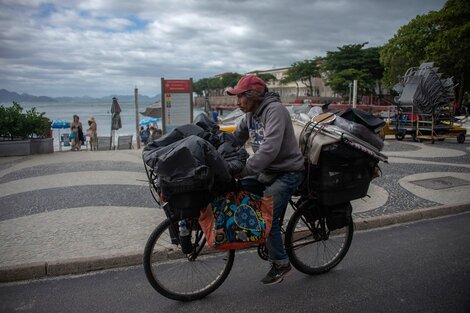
[0,252,143,284]
[353,202,470,231]
[1,203,469,283]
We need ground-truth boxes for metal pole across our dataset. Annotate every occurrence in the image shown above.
[352,80,358,108]
[161,77,166,134]
[134,87,141,149]
[348,82,352,105]
[110,103,113,150]
[58,129,62,151]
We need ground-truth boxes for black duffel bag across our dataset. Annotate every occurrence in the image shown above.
[308,142,378,206]
[322,202,352,231]
[160,165,214,219]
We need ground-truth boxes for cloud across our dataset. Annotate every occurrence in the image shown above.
[0,0,446,97]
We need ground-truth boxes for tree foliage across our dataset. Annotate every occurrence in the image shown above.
[322,43,383,97]
[281,59,320,96]
[193,73,242,96]
[193,72,278,96]
[380,0,470,103]
[220,73,243,90]
[193,78,209,96]
[0,102,26,139]
[427,0,470,103]
[0,102,51,140]
[253,73,276,84]
[326,69,371,99]
[380,13,439,88]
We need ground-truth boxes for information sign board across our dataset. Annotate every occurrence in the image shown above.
[161,78,193,133]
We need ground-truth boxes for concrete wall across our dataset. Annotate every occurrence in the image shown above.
[0,140,31,156]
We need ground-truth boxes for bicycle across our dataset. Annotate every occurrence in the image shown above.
[142,164,354,302]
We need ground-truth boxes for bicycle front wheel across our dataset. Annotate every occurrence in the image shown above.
[143,218,235,301]
[285,202,353,275]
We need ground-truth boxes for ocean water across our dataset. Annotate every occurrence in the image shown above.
[15,99,207,150]
[19,99,150,136]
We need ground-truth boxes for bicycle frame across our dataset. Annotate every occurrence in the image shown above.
[145,158,341,262]
[143,167,354,301]
[274,197,330,249]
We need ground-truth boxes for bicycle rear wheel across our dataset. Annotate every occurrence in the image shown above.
[143,218,235,301]
[285,201,353,275]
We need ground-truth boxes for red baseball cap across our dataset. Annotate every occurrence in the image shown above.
[227,75,267,95]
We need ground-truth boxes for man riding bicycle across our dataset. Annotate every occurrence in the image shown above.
[227,75,305,285]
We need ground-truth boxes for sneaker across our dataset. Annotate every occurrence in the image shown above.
[261,263,292,285]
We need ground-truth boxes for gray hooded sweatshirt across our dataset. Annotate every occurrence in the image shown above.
[234,92,304,177]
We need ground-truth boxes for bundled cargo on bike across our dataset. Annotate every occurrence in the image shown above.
[142,111,369,302]
[298,109,388,206]
[142,114,249,219]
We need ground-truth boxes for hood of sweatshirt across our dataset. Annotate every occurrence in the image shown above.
[253,92,281,119]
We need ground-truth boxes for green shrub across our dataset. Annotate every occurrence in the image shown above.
[0,102,51,140]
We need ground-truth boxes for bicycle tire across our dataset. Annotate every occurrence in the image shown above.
[143,218,235,301]
[285,202,353,275]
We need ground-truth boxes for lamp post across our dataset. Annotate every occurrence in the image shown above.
[134,87,140,149]
[352,80,358,108]
[348,82,352,105]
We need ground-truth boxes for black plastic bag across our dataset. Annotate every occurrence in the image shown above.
[145,124,205,149]
[337,108,385,133]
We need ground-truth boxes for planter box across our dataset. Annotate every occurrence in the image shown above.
[30,138,54,154]
[0,138,53,156]
[0,140,31,157]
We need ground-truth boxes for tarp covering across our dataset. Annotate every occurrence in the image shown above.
[295,106,385,150]
[142,113,249,200]
[152,135,232,183]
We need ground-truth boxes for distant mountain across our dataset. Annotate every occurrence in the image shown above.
[100,94,161,104]
[0,89,160,104]
[55,96,95,102]
[0,89,57,103]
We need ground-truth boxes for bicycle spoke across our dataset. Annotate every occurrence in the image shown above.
[144,218,235,301]
[285,206,353,275]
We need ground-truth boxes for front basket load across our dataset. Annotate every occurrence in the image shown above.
[160,165,214,219]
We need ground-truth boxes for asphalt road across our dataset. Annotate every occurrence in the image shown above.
[1,212,469,313]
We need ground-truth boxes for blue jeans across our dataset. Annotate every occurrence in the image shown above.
[263,171,304,265]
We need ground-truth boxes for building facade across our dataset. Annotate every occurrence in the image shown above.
[247,67,336,98]
[194,67,339,107]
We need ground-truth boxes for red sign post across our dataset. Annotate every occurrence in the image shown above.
[163,80,192,93]
[161,78,193,133]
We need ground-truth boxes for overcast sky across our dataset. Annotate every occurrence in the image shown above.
[0,0,445,97]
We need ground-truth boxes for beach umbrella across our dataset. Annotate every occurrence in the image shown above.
[110,97,122,149]
[51,119,71,151]
[51,119,71,129]
[111,97,122,130]
[139,117,161,126]
[140,102,162,118]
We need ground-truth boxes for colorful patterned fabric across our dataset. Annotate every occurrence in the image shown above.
[199,191,273,250]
